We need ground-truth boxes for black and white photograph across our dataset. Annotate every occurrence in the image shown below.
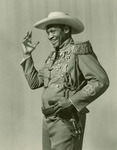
[0,0,116,150]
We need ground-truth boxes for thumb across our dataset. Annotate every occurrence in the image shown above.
[34,41,40,48]
[48,100,56,106]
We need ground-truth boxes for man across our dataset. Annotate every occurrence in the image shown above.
[21,12,109,150]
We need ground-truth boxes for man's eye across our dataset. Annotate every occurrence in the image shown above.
[52,30,56,34]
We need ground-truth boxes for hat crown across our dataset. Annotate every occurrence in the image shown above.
[48,12,68,18]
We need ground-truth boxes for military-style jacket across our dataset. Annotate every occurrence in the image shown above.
[21,39,109,112]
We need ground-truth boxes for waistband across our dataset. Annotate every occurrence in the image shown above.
[42,106,55,118]
[42,106,89,118]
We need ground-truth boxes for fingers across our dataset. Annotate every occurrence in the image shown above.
[54,102,59,111]
[23,31,29,42]
[23,31,32,44]
[54,108,62,117]
[23,31,29,40]
[34,41,40,48]
[22,31,40,55]
[24,31,32,39]
[54,102,62,117]
[22,31,39,47]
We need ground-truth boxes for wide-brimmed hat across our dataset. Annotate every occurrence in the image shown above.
[34,12,84,34]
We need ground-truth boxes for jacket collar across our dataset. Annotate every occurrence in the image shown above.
[57,38,74,51]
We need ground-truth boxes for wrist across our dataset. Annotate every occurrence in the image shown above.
[23,53,31,59]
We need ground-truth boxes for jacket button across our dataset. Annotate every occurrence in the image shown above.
[56,85,59,88]
[61,75,64,78]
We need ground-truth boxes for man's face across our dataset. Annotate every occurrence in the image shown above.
[46,25,66,49]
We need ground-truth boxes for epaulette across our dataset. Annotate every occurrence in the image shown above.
[45,51,55,63]
[72,40,93,55]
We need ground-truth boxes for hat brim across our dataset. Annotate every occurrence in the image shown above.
[34,16,84,34]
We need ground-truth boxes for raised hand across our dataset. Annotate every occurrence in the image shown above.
[22,31,39,55]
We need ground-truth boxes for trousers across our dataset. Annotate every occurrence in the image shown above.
[42,113,86,150]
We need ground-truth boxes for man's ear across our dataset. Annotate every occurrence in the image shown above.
[64,26,70,34]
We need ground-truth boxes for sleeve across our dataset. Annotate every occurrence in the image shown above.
[20,56,45,89]
[69,42,110,112]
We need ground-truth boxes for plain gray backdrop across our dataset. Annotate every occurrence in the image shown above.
[0,0,117,150]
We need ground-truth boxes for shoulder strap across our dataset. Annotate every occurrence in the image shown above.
[72,40,93,55]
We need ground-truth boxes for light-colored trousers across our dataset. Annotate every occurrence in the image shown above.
[42,114,86,150]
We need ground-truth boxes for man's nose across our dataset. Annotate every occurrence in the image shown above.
[48,33,54,40]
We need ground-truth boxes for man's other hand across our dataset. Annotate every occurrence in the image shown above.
[53,97,74,117]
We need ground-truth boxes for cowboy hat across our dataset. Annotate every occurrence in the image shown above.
[34,12,84,34]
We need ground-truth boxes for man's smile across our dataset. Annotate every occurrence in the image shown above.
[51,39,59,46]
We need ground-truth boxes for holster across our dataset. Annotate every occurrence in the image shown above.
[59,108,83,139]
[42,105,86,139]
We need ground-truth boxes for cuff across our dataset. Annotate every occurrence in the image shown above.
[69,98,80,112]
[20,55,31,65]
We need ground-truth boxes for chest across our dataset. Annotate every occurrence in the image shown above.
[43,46,81,90]
[46,48,76,78]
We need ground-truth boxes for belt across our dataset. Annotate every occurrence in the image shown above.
[42,106,89,118]
[42,106,55,118]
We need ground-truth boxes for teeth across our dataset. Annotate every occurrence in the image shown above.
[52,40,56,44]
